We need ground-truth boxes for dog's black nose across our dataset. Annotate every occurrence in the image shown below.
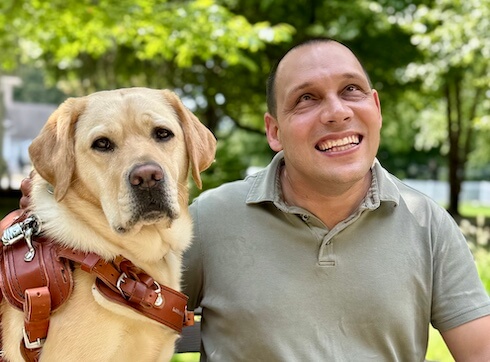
[129,163,164,189]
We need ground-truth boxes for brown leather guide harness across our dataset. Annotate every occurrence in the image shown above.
[0,210,194,362]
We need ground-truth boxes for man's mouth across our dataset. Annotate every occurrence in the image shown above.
[316,135,361,152]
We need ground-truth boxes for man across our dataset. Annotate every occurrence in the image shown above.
[183,38,490,360]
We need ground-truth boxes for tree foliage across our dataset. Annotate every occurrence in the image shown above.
[395,0,490,214]
[0,0,294,91]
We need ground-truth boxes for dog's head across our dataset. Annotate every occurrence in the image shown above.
[29,88,216,234]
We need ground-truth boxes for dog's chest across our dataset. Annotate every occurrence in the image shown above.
[40,271,178,360]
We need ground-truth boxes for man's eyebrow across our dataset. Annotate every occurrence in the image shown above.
[288,82,314,96]
[341,72,365,81]
[285,71,367,98]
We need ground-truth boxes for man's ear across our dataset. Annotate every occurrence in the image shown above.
[264,112,283,152]
[28,97,86,201]
[372,89,383,127]
[162,90,217,189]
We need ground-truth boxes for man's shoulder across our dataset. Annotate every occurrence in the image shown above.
[191,176,254,210]
[387,172,438,203]
[380,167,450,219]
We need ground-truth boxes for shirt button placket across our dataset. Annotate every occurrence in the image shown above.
[318,235,336,267]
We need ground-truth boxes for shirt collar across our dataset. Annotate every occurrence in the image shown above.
[246,151,400,208]
[245,151,284,205]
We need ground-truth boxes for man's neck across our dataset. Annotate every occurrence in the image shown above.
[280,167,372,229]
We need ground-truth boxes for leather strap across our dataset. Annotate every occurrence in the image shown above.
[96,279,193,333]
[23,287,51,345]
[56,249,163,307]
[20,286,51,362]
[1,212,56,362]
[56,248,193,333]
[0,236,73,312]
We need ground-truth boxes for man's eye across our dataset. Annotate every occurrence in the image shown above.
[342,84,369,100]
[345,84,361,92]
[299,94,313,102]
[91,137,114,152]
[153,127,174,142]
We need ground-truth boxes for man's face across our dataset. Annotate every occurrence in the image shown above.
[265,41,382,192]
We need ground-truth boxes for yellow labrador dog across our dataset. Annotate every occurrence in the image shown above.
[0,88,216,361]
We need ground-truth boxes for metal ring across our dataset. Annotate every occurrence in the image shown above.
[153,281,164,307]
[116,272,128,299]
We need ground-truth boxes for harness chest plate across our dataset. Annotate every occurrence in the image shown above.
[0,236,74,312]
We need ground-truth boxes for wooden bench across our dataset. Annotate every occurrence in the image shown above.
[175,308,201,353]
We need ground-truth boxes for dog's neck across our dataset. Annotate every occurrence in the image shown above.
[30,177,190,288]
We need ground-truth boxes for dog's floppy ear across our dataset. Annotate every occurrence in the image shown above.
[29,97,86,202]
[162,90,217,189]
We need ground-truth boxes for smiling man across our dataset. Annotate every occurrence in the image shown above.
[265,40,382,230]
[183,38,490,361]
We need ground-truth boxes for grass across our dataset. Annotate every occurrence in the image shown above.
[171,354,199,362]
[0,196,488,360]
[459,204,490,218]
[426,327,454,362]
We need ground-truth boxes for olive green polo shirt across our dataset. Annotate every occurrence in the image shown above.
[183,151,490,361]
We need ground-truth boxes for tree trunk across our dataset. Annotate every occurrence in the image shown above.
[445,68,484,217]
[445,78,461,217]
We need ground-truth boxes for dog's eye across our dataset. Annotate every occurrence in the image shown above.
[153,127,174,142]
[91,137,114,152]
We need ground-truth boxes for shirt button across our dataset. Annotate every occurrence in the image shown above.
[301,214,309,222]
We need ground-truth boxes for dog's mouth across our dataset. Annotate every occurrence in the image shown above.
[114,208,178,234]
[315,134,362,153]
[109,162,181,233]
[113,187,180,234]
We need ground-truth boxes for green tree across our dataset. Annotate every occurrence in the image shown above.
[12,67,67,104]
[0,0,294,91]
[396,0,490,215]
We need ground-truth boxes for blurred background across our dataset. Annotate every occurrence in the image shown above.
[0,1,489,360]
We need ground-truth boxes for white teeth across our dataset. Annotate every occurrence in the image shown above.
[317,135,360,152]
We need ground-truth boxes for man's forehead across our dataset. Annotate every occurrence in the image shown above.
[278,42,358,73]
[276,42,365,87]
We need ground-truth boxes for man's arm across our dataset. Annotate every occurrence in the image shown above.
[442,315,490,361]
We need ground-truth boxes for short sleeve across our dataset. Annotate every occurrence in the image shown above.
[431,210,490,331]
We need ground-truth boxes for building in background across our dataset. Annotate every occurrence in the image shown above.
[0,75,56,189]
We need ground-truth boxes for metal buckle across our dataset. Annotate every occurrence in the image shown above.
[116,272,128,299]
[153,281,163,307]
[23,328,45,349]
[116,272,163,307]
[1,215,42,262]
[1,222,25,245]
[2,215,42,246]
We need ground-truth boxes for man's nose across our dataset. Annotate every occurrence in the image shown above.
[319,96,353,124]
